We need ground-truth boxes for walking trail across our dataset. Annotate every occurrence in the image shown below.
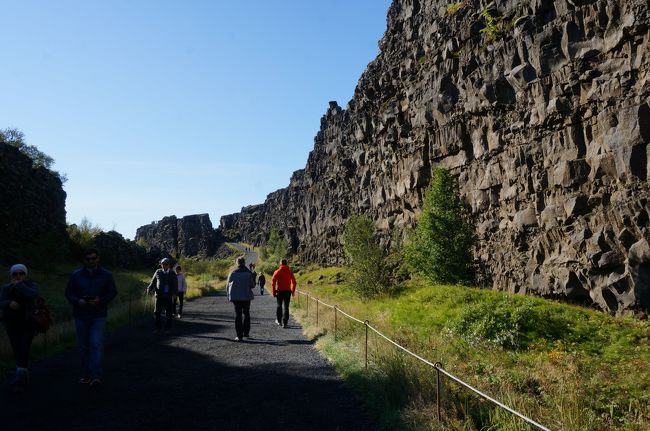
[0,247,376,430]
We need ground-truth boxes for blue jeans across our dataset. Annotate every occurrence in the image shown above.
[75,318,106,379]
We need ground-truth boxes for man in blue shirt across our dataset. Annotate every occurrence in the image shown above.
[65,248,117,387]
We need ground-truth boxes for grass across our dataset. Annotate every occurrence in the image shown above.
[293,267,650,430]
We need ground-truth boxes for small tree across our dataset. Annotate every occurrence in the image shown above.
[341,214,391,298]
[0,127,67,183]
[259,226,289,274]
[405,167,475,284]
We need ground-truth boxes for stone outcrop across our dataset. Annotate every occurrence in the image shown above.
[0,142,67,264]
[135,214,223,258]
[221,0,650,313]
[91,231,157,269]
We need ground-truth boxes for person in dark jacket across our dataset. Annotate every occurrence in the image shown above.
[65,248,117,387]
[226,257,255,341]
[147,257,178,334]
[258,273,266,295]
[0,264,39,389]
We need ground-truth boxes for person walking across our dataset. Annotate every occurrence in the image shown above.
[258,272,266,295]
[226,257,255,341]
[65,248,117,387]
[174,265,187,319]
[271,259,297,328]
[0,264,39,390]
[147,257,178,334]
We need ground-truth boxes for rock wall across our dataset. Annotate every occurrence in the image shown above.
[135,214,222,258]
[221,0,650,313]
[0,142,68,264]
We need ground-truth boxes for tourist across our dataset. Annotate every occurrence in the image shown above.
[65,248,117,387]
[271,259,297,328]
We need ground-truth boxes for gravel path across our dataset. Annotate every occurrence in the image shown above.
[0,288,376,430]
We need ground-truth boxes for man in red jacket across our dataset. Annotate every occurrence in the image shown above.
[271,259,297,328]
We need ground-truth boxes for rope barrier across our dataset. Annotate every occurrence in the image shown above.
[295,289,551,431]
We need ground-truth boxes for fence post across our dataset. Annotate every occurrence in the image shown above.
[306,293,310,316]
[435,362,442,422]
[364,320,369,370]
[334,305,338,341]
[316,298,319,326]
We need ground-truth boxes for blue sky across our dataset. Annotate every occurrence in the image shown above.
[1,0,392,239]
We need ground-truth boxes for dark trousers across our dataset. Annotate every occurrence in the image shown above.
[154,296,173,330]
[5,320,35,368]
[276,291,292,325]
[233,301,251,338]
[174,292,185,316]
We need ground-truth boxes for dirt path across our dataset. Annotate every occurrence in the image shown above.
[0,290,376,430]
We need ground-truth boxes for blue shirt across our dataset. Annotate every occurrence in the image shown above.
[65,267,117,320]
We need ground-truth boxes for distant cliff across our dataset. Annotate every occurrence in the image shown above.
[135,214,224,258]
[0,142,67,264]
[220,0,650,313]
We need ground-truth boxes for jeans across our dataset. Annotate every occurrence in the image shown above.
[174,292,185,316]
[155,296,174,330]
[75,318,106,379]
[5,319,35,368]
[276,291,292,325]
[233,301,251,338]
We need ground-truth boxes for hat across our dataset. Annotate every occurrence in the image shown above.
[160,258,172,265]
[9,264,28,276]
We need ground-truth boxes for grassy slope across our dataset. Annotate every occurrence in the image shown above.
[293,267,650,431]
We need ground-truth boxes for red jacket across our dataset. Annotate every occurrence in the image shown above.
[271,264,297,295]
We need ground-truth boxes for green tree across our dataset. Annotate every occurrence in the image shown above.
[405,167,475,284]
[259,226,289,274]
[341,214,391,298]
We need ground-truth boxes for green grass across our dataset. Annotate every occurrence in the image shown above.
[293,267,650,430]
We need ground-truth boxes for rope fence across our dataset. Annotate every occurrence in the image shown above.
[295,290,552,431]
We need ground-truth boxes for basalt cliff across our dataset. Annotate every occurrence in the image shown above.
[222,0,650,313]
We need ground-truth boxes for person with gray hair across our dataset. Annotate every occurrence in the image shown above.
[226,256,255,341]
[0,264,39,390]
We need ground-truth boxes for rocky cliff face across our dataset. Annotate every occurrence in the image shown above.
[135,214,222,258]
[221,0,650,313]
[0,142,68,264]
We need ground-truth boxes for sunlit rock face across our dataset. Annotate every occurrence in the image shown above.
[136,214,222,258]
[221,0,650,314]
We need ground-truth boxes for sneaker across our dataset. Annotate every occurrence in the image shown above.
[176,314,182,319]
[283,323,288,328]
[90,378,102,387]
[234,337,242,342]
[79,377,91,384]
[243,334,249,338]
[275,320,281,326]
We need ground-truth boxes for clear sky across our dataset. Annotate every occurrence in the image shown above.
[1,0,392,239]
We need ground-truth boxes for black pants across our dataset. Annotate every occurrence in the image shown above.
[233,301,251,338]
[5,319,35,368]
[154,296,173,330]
[174,292,185,316]
[276,291,292,325]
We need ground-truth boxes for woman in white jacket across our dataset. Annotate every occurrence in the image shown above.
[174,265,187,318]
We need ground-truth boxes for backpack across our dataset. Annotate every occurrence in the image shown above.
[30,296,52,334]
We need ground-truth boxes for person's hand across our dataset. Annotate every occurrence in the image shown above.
[88,297,100,306]
[9,300,20,310]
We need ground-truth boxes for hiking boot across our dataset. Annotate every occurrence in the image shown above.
[283,323,288,328]
[79,377,91,384]
[90,378,102,387]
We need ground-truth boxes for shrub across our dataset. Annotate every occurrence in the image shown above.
[405,167,475,284]
[341,214,392,298]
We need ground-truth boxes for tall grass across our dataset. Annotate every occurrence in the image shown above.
[293,267,650,430]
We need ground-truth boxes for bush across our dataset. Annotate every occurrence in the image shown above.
[405,168,475,284]
[341,215,392,298]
